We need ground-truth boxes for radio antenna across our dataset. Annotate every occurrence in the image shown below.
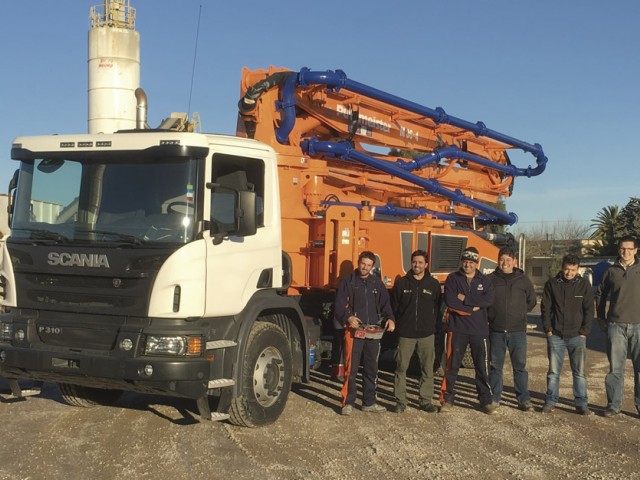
[187,5,203,117]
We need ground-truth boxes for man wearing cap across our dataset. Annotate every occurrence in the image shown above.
[391,249,442,413]
[441,246,495,414]
[488,246,537,412]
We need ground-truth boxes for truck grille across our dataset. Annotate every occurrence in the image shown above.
[20,272,150,315]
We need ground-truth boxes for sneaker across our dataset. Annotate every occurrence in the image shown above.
[603,408,619,418]
[541,403,556,414]
[482,403,498,415]
[439,402,453,413]
[362,403,386,413]
[341,404,353,416]
[518,402,534,412]
[420,403,438,413]
[394,403,407,414]
[576,405,593,416]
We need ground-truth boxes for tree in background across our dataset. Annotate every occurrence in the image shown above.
[511,217,589,278]
[614,197,640,240]
[589,205,619,256]
[512,217,589,256]
[483,198,507,235]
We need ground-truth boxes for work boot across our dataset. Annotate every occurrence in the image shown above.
[518,402,534,412]
[576,405,593,416]
[541,403,556,414]
[420,403,438,413]
[482,403,498,415]
[603,408,619,417]
[362,403,386,413]
[439,402,453,413]
[394,403,406,414]
[341,404,352,416]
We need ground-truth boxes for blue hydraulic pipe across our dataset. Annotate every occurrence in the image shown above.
[275,73,300,144]
[277,68,548,177]
[304,138,518,225]
[320,200,501,224]
[397,146,537,178]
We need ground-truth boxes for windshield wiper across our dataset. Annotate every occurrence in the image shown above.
[14,228,69,243]
[78,229,146,246]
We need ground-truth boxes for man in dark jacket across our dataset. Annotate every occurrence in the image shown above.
[440,246,495,414]
[335,251,395,416]
[391,250,441,413]
[596,235,640,417]
[488,246,537,411]
[541,253,593,415]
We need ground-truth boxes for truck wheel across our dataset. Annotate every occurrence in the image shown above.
[229,322,292,427]
[58,383,122,407]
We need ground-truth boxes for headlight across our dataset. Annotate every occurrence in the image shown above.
[0,321,12,342]
[144,335,202,356]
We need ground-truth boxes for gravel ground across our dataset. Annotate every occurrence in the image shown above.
[2,310,640,480]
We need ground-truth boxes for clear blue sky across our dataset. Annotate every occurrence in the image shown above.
[1,0,638,230]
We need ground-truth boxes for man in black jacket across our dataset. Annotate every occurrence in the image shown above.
[391,250,442,413]
[596,235,640,417]
[488,247,537,412]
[541,253,593,415]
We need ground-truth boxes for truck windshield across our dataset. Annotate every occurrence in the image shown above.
[11,156,199,245]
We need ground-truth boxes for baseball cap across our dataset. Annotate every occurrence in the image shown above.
[461,246,480,263]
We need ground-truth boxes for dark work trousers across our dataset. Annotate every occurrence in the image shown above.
[341,328,381,407]
[440,331,492,406]
[331,327,345,378]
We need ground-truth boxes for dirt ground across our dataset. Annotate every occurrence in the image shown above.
[2,310,640,480]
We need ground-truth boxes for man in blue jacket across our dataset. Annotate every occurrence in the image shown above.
[335,251,395,416]
[441,246,495,414]
[391,249,441,413]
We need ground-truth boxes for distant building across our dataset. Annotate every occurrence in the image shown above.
[524,238,614,294]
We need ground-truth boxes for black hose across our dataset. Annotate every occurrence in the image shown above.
[238,71,295,114]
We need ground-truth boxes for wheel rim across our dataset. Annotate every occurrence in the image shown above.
[253,346,285,407]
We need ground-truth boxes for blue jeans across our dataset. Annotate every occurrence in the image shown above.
[605,322,640,412]
[489,331,530,405]
[545,334,588,407]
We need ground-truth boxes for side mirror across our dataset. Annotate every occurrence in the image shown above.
[7,169,19,227]
[235,190,256,237]
[209,185,257,243]
[8,169,18,192]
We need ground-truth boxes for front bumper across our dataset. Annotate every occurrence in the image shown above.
[0,344,212,398]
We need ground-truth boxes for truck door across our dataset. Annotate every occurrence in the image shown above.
[203,150,280,318]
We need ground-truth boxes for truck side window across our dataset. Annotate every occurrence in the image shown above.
[211,153,265,228]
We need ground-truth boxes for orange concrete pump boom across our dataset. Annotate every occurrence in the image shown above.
[238,67,547,226]
[236,66,547,289]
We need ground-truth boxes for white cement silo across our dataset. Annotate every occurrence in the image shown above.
[88,1,139,133]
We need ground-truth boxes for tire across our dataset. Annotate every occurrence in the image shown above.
[58,383,122,407]
[229,322,292,427]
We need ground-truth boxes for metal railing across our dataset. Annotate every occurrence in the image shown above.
[90,1,136,30]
